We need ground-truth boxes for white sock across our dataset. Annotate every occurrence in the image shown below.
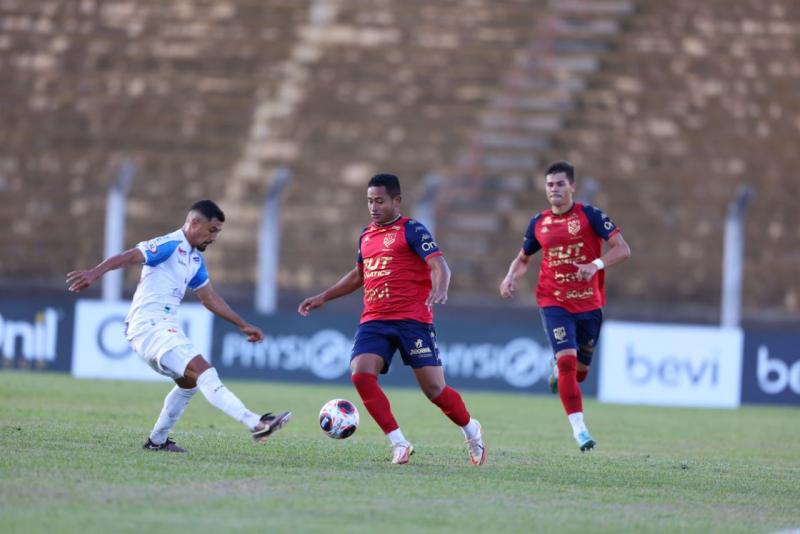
[149,386,197,445]
[568,412,588,437]
[386,428,409,446]
[461,418,480,440]
[196,368,260,429]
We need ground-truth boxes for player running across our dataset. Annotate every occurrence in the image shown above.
[500,161,630,451]
[66,200,291,452]
[298,174,486,465]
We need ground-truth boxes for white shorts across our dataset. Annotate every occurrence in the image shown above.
[126,319,200,379]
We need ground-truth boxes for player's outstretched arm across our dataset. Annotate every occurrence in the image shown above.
[196,282,264,342]
[425,255,450,307]
[574,232,631,281]
[500,250,532,299]
[66,248,145,293]
[297,267,364,316]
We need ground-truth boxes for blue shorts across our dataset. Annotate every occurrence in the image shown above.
[539,306,603,366]
[351,320,442,374]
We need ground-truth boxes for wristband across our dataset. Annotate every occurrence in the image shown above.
[592,258,605,270]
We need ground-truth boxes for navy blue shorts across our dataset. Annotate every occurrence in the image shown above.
[351,319,442,374]
[539,306,603,366]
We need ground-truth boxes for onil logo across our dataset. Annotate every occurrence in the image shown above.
[757,345,800,395]
[0,308,60,362]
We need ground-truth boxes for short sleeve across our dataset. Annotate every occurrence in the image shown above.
[522,215,542,255]
[135,237,181,267]
[582,204,620,240]
[404,219,441,259]
[188,255,210,290]
[356,226,369,265]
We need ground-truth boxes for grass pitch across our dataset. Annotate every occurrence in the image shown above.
[1,372,798,533]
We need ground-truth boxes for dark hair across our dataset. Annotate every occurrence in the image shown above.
[368,173,401,198]
[190,199,225,222]
[545,161,575,183]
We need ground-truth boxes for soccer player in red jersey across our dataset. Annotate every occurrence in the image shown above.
[500,161,630,451]
[298,174,486,465]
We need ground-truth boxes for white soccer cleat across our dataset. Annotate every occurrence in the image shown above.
[575,430,596,452]
[391,441,415,464]
[465,420,487,466]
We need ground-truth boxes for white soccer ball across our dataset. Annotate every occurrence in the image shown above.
[319,398,359,439]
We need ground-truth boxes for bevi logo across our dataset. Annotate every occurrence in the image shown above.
[757,345,800,395]
[626,347,719,387]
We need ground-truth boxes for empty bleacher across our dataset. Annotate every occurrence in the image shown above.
[2,0,798,320]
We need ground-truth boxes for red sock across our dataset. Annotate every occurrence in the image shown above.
[577,369,588,383]
[557,355,583,415]
[351,373,398,433]
[431,386,471,427]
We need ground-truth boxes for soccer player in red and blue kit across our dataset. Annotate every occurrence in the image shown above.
[500,161,630,451]
[298,174,486,465]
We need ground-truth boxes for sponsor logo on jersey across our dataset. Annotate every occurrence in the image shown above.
[568,219,581,235]
[365,282,390,302]
[178,247,187,256]
[383,233,396,248]
[148,240,158,253]
[192,256,200,263]
[421,240,438,252]
[565,288,594,300]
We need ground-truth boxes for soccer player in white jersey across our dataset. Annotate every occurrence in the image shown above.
[67,200,291,452]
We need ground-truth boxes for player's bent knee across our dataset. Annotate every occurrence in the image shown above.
[350,353,385,375]
[184,355,211,379]
[175,375,197,389]
[421,383,444,400]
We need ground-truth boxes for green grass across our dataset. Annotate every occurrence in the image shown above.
[1,373,798,533]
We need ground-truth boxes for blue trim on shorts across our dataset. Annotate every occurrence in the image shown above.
[351,319,441,374]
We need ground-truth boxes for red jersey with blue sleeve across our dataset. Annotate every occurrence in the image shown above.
[357,216,442,324]
[522,203,620,313]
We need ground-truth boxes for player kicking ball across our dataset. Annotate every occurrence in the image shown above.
[298,174,485,465]
[500,162,630,451]
[67,200,291,452]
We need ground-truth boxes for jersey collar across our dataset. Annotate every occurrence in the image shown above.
[372,214,403,228]
[179,228,195,252]
[550,202,576,217]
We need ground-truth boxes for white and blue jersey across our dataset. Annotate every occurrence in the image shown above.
[125,229,209,327]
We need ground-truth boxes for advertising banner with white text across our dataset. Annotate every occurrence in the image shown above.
[598,321,743,408]
[741,330,800,406]
[71,299,213,381]
[0,297,74,372]
[212,304,585,394]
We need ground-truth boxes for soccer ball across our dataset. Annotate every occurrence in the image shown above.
[319,398,359,439]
